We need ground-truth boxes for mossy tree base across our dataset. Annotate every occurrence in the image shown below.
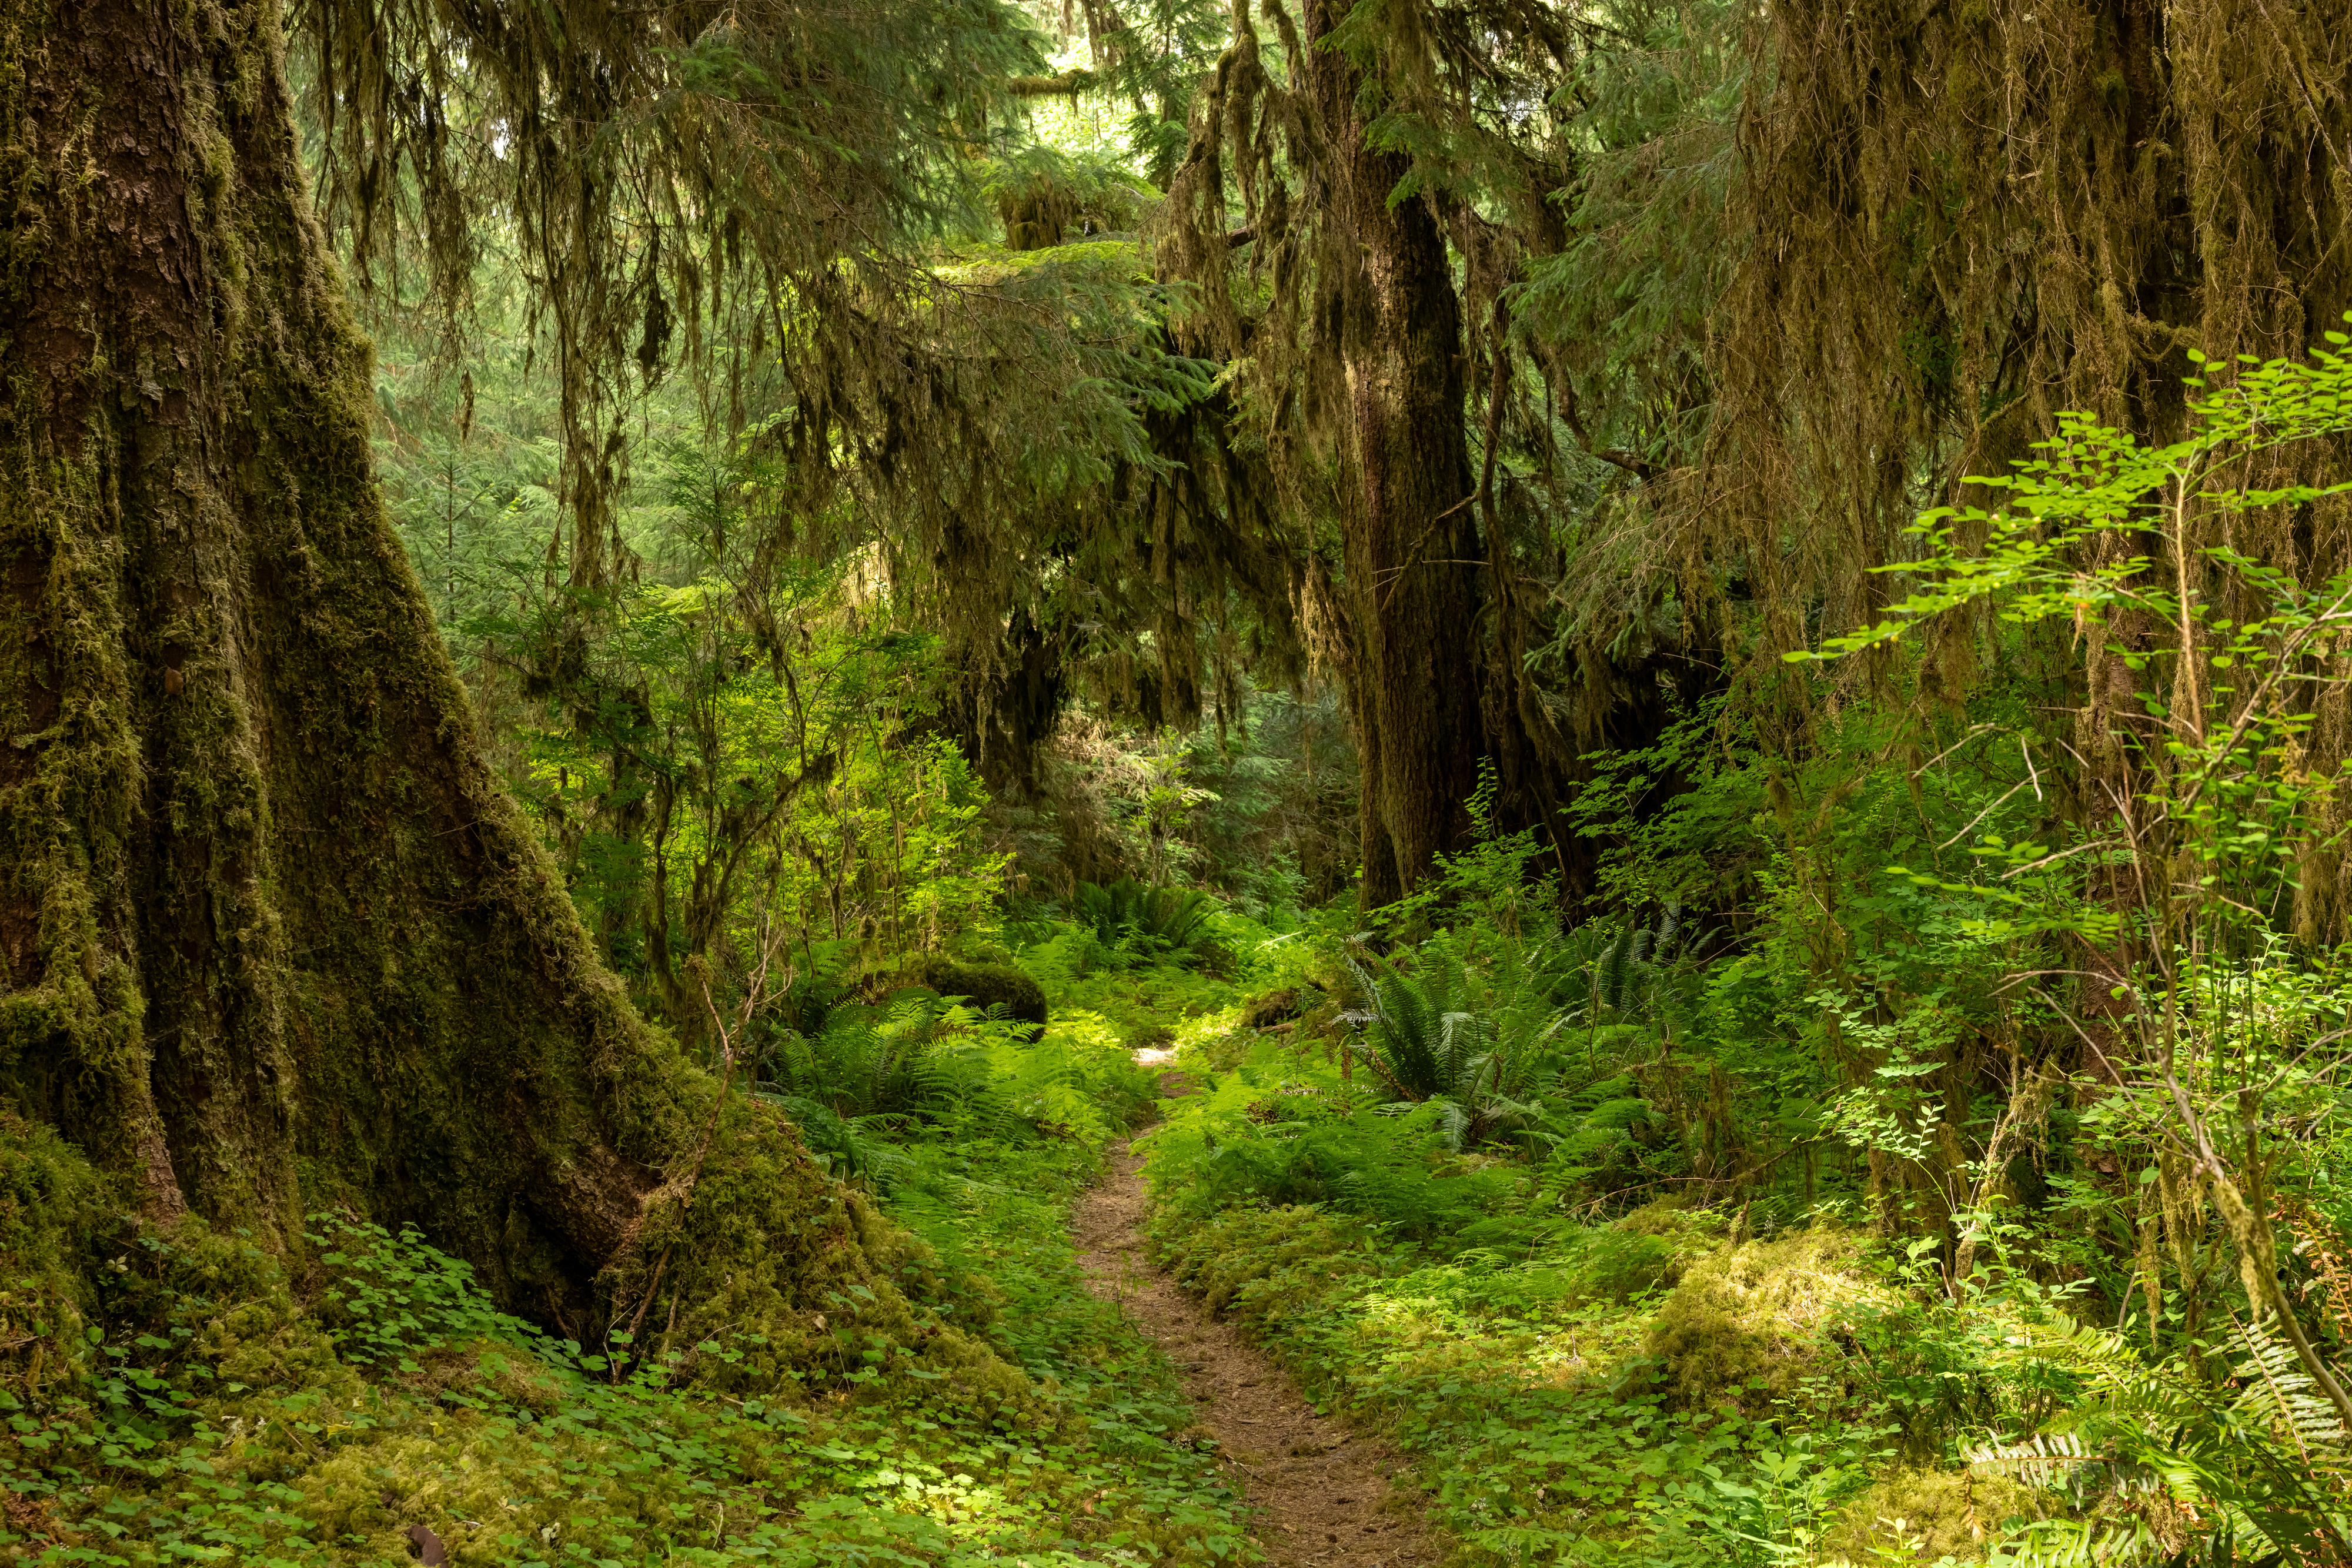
[0,0,896,1365]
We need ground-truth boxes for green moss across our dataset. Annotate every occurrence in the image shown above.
[1156,1204,1378,1317]
[0,1111,106,1394]
[1642,1228,1896,1409]
[1555,1229,1676,1303]
[1825,1466,2054,1565]
[1946,58,1990,123]
[604,1095,981,1392]
[915,957,1049,1032]
[1612,1198,1728,1253]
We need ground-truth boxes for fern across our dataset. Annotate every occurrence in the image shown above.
[761,993,1025,1130]
[1341,945,1565,1152]
[1072,877,1228,968]
[1966,1317,2351,1568]
[756,1094,913,1192]
[2230,1319,2351,1476]
[1551,912,1701,1040]
[1186,1108,1518,1236]
[1343,948,1465,1101]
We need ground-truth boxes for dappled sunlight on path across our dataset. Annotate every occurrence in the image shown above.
[1074,1103,1441,1568]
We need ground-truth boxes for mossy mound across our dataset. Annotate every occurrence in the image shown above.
[1613,1196,1723,1242]
[1824,1466,2054,1564]
[0,1111,109,1395]
[1555,1229,1675,1303]
[1642,1227,1894,1408]
[916,958,1049,1034]
[1579,1199,1725,1298]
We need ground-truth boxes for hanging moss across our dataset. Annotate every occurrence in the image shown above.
[1708,0,2352,678]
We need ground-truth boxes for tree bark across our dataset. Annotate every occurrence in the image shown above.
[0,0,830,1333]
[1300,0,1487,907]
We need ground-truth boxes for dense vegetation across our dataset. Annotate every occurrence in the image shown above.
[1,0,2348,1564]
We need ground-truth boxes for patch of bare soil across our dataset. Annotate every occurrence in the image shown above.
[1074,1085,1440,1567]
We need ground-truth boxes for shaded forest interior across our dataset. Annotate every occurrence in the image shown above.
[0,0,2348,1562]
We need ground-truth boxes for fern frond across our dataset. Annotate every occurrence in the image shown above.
[1968,1429,2100,1492]
[2229,1316,2350,1460]
[1985,1517,2160,1568]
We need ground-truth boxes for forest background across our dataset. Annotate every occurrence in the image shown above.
[0,0,2348,1563]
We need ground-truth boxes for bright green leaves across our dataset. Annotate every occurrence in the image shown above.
[1793,332,2352,668]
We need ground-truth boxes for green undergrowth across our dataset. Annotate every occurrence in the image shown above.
[1138,1195,1823,1568]
[1135,1034,2110,1568]
[0,1045,1247,1565]
[998,904,1311,1055]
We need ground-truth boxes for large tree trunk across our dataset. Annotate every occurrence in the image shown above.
[0,0,839,1337]
[1300,0,1488,908]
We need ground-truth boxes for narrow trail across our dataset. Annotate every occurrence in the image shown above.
[1073,1072,1441,1568]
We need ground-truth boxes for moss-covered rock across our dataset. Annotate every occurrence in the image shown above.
[917,958,1049,1034]
[1583,1200,1725,1296]
[1642,1228,1894,1409]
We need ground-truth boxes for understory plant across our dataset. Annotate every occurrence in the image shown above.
[1796,338,2352,1558]
[1071,877,1230,969]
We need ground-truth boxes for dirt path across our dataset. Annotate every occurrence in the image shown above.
[1074,1092,1441,1567]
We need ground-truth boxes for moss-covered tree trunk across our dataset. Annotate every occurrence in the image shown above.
[0,0,826,1336]
[1301,0,1487,908]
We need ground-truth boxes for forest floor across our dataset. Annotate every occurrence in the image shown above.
[1075,1067,1441,1568]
